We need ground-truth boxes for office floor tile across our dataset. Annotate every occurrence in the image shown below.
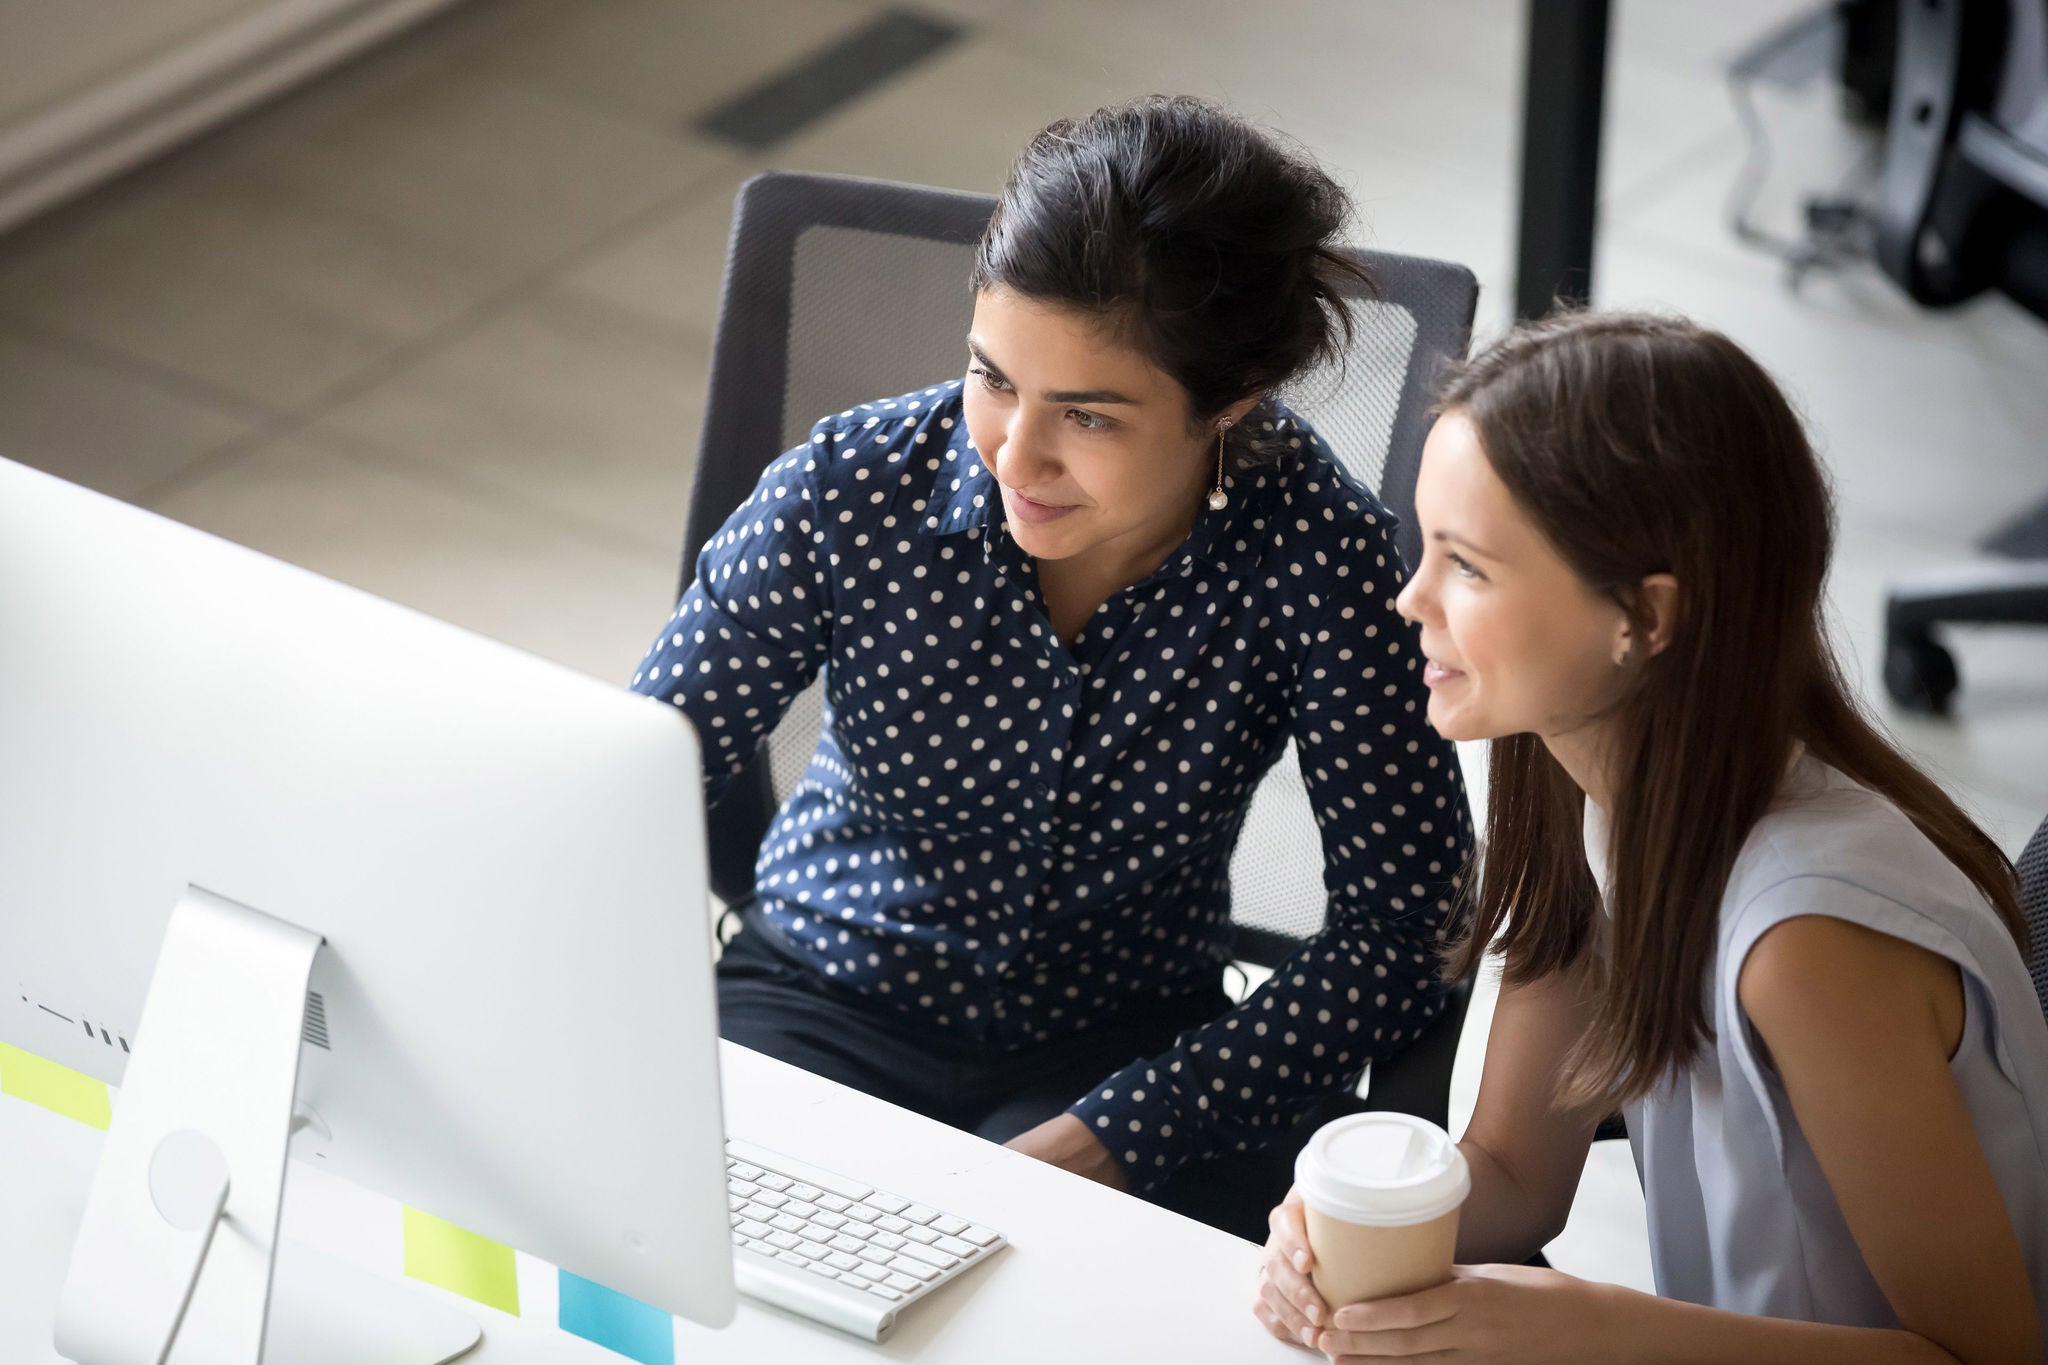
[146,429,677,682]
[553,167,758,345]
[0,167,503,411]
[217,65,737,284]
[452,0,881,137]
[313,288,709,558]
[0,327,260,501]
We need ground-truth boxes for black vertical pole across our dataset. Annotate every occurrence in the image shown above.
[1514,0,1612,319]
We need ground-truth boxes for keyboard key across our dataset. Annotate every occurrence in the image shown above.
[888,1256,939,1282]
[936,1235,976,1258]
[871,1285,904,1301]
[871,1231,907,1252]
[864,1194,910,1215]
[852,1263,891,1283]
[816,1194,852,1213]
[960,1226,1000,1247]
[740,1201,780,1223]
[753,1191,789,1210]
[931,1215,969,1237]
[776,1249,809,1267]
[784,1199,819,1220]
[899,1243,958,1270]
[770,1214,805,1234]
[829,1235,867,1255]
[798,1238,834,1261]
[884,1272,922,1294]
[826,1252,861,1272]
[790,1183,823,1202]
[843,1205,880,1224]
[755,1174,793,1192]
[899,1204,938,1225]
[729,1179,760,1199]
[728,1194,746,1212]
[857,1246,894,1265]
[767,1232,802,1251]
[903,1226,939,1245]
[735,1218,771,1240]
[729,1162,764,1181]
[812,1211,847,1231]
[804,1261,841,1281]
[876,1214,911,1234]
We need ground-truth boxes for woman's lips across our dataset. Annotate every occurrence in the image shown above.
[1006,488,1080,525]
[1423,659,1466,688]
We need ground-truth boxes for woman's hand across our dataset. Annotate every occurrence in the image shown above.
[1305,1263,1624,1363]
[1003,1113,1128,1190]
[1254,1187,1336,1349]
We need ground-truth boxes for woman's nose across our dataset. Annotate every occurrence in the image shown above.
[996,413,1058,486]
[1394,567,1430,625]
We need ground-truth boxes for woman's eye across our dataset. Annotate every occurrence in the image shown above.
[1068,408,1110,431]
[1449,553,1484,581]
[968,366,1010,393]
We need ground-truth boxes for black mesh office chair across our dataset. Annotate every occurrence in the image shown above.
[675,171,1481,1235]
[1875,0,2048,713]
[2020,816,2048,1020]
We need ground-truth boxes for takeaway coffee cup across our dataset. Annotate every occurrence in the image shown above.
[1293,1112,1471,1305]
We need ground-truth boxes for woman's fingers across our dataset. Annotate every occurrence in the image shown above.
[1254,1263,1315,1346]
[1269,1190,1314,1274]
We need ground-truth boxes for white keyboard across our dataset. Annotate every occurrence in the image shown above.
[725,1138,1007,1343]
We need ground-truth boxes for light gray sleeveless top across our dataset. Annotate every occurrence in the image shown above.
[1584,755,2048,1340]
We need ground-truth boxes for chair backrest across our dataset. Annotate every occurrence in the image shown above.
[2020,814,2048,1022]
[679,171,1480,972]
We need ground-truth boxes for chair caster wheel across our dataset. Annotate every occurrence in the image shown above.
[1883,635,1958,716]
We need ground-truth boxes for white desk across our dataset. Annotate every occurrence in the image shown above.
[2,1041,1302,1363]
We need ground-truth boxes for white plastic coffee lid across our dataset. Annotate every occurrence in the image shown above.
[1294,1113,1471,1227]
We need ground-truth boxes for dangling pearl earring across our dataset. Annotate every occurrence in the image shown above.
[1207,420,1232,511]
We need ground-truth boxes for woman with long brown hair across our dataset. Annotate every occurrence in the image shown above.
[1252,311,2048,1361]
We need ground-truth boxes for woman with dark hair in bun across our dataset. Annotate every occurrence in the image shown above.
[632,96,1470,1234]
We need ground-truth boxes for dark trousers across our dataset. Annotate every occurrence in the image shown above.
[715,915,1357,1243]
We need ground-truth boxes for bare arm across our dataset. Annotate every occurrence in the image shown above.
[1253,961,1607,1344]
[1453,960,1610,1262]
[1732,913,2039,1363]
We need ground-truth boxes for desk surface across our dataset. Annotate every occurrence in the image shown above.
[3,1041,1301,1363]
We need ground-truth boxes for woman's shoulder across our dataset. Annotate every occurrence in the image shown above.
[1721,755,2012,971]
[1242,403,1397,546]
[796,381,975,506]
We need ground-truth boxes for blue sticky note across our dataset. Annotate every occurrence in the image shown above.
[557,1270,674,1365]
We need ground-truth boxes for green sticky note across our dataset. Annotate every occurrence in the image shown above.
[0,1042,111,1130]
[403,1207,520,1317]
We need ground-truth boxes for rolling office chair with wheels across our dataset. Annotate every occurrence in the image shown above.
[1875,0,2048,714]
[2020,815,2048,1020]
[675,170,1481,1239]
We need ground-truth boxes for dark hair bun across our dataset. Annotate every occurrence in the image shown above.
[972,95,1369,438]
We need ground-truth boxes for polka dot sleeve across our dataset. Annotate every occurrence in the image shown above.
[1063,492,1471,1192]
[628,436,833,804]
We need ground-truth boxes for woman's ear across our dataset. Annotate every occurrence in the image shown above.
[1217,394,1262,431]
[1637,573,1680,658]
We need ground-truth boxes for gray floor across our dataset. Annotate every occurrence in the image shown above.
[5,0,2045,1290]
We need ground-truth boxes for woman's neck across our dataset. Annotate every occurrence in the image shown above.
[1542,723,1620,813]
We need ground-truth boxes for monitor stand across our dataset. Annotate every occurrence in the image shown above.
[52,886,481,1365]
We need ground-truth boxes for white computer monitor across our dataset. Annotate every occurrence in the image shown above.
[0,457,735,1363]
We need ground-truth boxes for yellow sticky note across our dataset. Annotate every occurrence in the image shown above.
[0,1042,111,1130]
[403,1207,520,1317]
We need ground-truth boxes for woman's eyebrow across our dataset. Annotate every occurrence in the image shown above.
[966,337,1141,406]
[1433,529,1504,562]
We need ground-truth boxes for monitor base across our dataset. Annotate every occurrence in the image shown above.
[264,1239,481,1364]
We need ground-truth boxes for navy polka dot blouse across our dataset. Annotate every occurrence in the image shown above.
[632,380,1471,1191]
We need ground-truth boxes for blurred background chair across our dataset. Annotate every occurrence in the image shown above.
[2020,815,2048,1018]
[675,170,1480,1237]
[1874,0,2048,713]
